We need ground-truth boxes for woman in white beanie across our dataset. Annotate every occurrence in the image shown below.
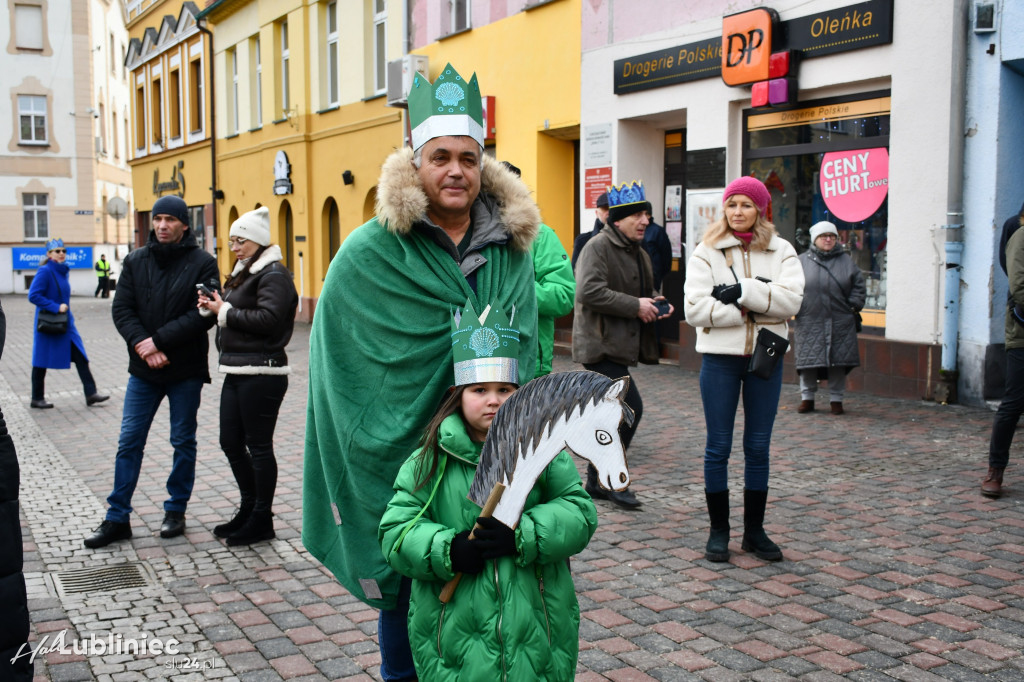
[794,221,866,415]
[198,206,298,545]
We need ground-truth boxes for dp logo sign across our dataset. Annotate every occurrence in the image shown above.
[721,8,778,86]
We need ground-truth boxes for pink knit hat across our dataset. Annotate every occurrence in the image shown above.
[723,176,771,214]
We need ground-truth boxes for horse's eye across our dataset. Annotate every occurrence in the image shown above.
[595,430,612,445]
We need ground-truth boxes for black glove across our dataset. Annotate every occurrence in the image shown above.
[711,283,742,305]
[450,530,485,574]
[472,516,517,560]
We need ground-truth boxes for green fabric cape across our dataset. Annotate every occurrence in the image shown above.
[303,217,537,609]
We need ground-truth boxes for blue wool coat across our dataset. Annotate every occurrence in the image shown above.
[28,259,88,369]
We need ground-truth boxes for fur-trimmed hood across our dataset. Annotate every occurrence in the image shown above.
[229,244,283,277]
[374,147,540,252]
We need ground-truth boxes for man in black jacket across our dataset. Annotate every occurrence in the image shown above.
[85,195,220,548]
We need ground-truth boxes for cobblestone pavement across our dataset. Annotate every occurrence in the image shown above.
[2,293,1022,681]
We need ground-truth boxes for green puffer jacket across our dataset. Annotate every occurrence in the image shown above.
[379,414,598,681]
[531,224,575,378]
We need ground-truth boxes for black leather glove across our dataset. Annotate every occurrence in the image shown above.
[712,283,742,305]
[472,516,517,560]
[450,530,485,574]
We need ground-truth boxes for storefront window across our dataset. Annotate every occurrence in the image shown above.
[745,93,890,326]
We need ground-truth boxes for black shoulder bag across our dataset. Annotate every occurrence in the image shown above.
[35,269,69,334]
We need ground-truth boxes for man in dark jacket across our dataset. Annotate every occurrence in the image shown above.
[0,299,33,682]
[642,213,673,293]
[571,192,609,270]
[572,181,673,509]
[85,195,220,548]
[984,200,1024,498]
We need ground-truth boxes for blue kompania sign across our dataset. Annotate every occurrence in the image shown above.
[13,246,93,270]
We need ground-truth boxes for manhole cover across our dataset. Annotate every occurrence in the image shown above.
[52,562,154,598]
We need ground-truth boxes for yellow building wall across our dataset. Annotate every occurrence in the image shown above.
[411,0,581,251]
[208,0,405,313]
[127,2,214,247]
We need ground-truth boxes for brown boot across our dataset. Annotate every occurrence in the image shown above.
[830,401,844,415]
[981,467,1004,498]
[798,400,814,413]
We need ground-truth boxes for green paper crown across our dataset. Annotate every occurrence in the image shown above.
[451,300,519,386]
[408,64,484,151]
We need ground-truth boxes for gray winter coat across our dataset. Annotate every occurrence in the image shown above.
[794,246,866,371]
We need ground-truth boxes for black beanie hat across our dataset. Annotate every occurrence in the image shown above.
[151,195,190,227]
[608,200,652,225]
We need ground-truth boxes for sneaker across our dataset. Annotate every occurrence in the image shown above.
[84,520,132,548]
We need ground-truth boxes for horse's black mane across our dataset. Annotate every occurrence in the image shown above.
[468,371,617,503]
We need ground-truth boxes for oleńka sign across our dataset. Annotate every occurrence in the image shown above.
[819,147,888,222]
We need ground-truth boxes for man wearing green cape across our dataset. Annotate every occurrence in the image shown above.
[303,64,538,682]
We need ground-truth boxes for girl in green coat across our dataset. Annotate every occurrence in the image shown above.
[379,374,598,681]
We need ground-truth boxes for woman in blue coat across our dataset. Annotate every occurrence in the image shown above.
[27,239,108,409]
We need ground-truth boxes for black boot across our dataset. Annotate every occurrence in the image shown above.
[217,450,258,538]
[704,490,730,562]
[214,501,254,538]
[585,463,640,509]
[741,489,782,561]
[226,510,275,546]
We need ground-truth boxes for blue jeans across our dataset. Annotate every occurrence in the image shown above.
[990,347,1024,469]
[699,353,783,493]
[377,577,416,682]
[105,375,204,523]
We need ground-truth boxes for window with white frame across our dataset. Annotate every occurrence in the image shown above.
[23,193,49,240]
[373,0,386,94]
[253,35,262,127]
[450,0,469,33]
[280,20,290,113]
[230,47,239,134]
[326,1,339,106]
[18,95,47,144]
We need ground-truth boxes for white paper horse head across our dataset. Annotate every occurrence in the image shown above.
[468,371,633,528]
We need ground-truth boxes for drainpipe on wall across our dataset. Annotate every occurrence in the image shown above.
[936,0,969,405]
[196,19,220,255]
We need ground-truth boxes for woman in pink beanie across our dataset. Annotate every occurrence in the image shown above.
[683,176,804,564]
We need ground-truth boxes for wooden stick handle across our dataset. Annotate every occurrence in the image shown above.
[438,482,505,604]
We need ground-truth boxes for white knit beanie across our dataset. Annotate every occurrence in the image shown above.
[230,207,271,246]
[809,221,838,243]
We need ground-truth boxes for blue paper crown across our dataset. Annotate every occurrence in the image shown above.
[45,238,64,251]
[607,181,647,209]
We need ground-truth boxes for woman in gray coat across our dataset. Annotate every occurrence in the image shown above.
[794,221,866,415]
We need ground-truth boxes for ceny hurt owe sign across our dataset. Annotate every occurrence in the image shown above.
[820,147,888,222]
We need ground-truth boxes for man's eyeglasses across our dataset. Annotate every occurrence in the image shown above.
[817,234,837,240]
[50,248,66,253]
[228,237,248,246]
